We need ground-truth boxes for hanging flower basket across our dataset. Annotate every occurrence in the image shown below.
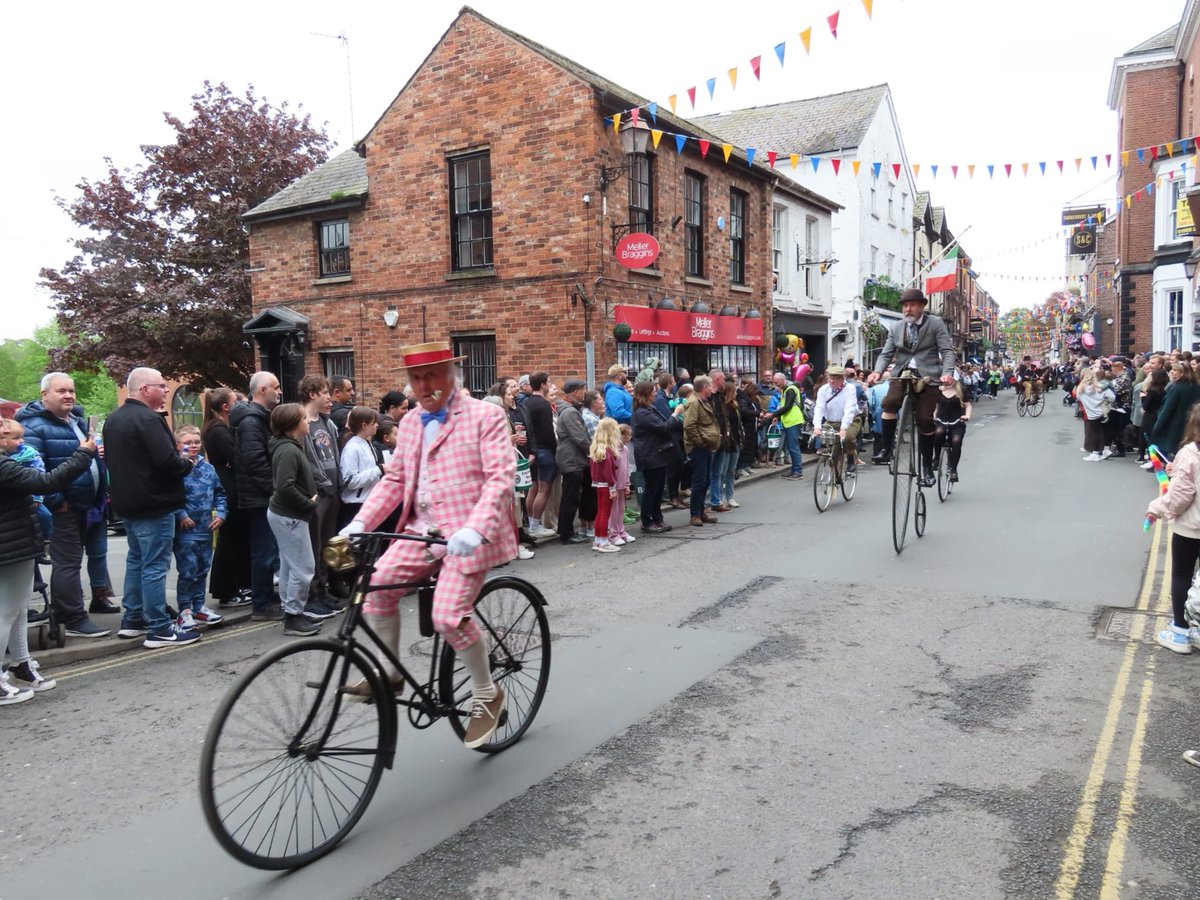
[613,322,632,342]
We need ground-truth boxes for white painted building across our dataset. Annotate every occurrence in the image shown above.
[696,84,918,367]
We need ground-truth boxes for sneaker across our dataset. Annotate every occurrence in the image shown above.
[517,546,535,560]
[1141,461,1155,471]
[1083,452,1102,462]
[194,606,225,626]
[218,594,253,608]
[620,533,636,543]
[65,619,110,638]
[1189,626,1200,649]
[1099,448,1113,460]
[178,608,197,630]
[530,525,557,538]
[948,470,959,483]
[250,603,284,622]
[143,624,202,649]
[463,684,506,748]
[727,499,740,508]
[0,671,34,706]
[595,542,621,553]
[623,510,638,523]
[117,622,148,639]
[283,613,321,636]
[302,601,338,621]
[585,527,595,538]
[609,536,625,546]
[7,659,56,693]
[1156,625,1192,654]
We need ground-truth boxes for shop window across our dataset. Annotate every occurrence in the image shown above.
[729,189,747,285]
[171,386,203,429]
[317,219,350,277]
[321,351,355,384]
[453,334,496,397]
[708,345,757,380]
[450,151,493,271]
[617,343,674,376]
[685,172,704,277]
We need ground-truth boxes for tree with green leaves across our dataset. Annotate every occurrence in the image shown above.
[41,81,331,388]
[0,323,118,413]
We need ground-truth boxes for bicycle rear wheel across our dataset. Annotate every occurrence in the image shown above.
[440,577,551,753]
[1030,394,1045,417]
[892,398,914,554]
[813,457,834,512]
[914,489,927,536]
[1017,396,1027,417]
[199,638,388,870]
[937,447,951,502]
[841,453,857,501]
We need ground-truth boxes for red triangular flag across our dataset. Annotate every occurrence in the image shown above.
[1105,153,1112,167]
[750,56,762,80]
[892,162,901,179]
[767,150,777,168]
[698,139,710,159]
[687,86,696,108]
[1056,160,1063,172]
[827,11,839,37]
[832,158,841,174]
[1004,163,1012,177]
[630,108,640,126]
[951,164,959,178]
[1150,145,1159,160]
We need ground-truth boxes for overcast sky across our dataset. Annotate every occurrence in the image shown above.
[2,0,1187,341]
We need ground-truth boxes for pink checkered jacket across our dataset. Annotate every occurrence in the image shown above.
[355,393,518,574]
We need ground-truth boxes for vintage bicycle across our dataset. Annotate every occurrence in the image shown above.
[1016,387,1045,417]
[889,370,935,553]
[812,423,858,512]
[198,531,551,870]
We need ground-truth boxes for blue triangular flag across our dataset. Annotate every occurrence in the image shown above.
[1137,148,1145,163]
[1039,161,1046,175]
[811,157,821,172]
[1090,156,1097,170]
[774,42,786,66]
[706,77,716,99]
[746,148,756,167]
[647,102,657,125]
[602,117,612,128]
[675,134,687,154]
[1147,181,1154,196]
[871,162,882,178]
[987,164,994,178]
[930,164,938,178]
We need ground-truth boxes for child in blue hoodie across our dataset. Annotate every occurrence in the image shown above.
[173,425,227,629]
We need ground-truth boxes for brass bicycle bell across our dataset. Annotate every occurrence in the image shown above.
[322,535,359,572]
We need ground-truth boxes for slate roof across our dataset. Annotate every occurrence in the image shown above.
[244,149,367,222]
[1124,24,1179,55]
[932,208,945,233]
[691,85,888,157]
[913,191,930,221]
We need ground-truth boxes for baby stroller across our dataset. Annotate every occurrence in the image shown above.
[1062,372,1077,407]
[27,563,65,650]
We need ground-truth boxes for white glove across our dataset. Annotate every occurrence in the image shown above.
[446,527,483,557]
[338,520,365,539]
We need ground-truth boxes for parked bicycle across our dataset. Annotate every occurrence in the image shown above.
[198,531,551,870]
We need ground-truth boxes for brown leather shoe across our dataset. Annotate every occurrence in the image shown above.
[714,504,732,513]
[689,516,704,527]
[701,512,719,524]
[670,499,688,509]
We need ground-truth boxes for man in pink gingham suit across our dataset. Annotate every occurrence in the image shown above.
[341,341,516,748]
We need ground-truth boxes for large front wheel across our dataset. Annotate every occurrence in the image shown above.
[1029,393,1045,417]
[891,402,915,554]
[439,577,551,753]
[199,638,389,870]
[813,457,834,512]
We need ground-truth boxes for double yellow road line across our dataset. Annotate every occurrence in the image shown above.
[1054,519,1170,899]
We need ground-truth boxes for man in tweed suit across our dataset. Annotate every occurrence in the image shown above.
[867,288,956,485]
[341,341,517,748]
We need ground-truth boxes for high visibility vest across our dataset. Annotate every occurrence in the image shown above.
[779,384,805,427]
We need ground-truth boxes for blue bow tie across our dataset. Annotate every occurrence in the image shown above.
[420,407,449,426]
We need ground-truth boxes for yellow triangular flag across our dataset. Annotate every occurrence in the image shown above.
[722,144,733,163]
[968,164,975,178]
[1074,158,1082,171]
[862,0,873,16]
[1126,194,1132,206]
[912,163,920,177]
[728,67,738,89]
[1168,141,1176,156]
[790,154,799,170]
[1022,162,1029,176]
[800,27,812,54]
[852,160,861,176]
[612,113,621,134]
[1121,150,1129,167]
[668,95,677,114]
[650,129,663,150]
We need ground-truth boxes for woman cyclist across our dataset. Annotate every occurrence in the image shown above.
[932,378,972,483]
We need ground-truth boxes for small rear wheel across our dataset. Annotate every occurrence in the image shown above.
[840,454,857,501]
[914,489,927,537]
[439,577,551,753]
[937,448,951,502]
[813,457,834,512]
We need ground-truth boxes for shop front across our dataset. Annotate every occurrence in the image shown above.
[613,303,764,380]
[772,312,829,375]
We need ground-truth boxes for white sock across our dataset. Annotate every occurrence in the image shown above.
[529,517,541,530]
[459,639,495,699]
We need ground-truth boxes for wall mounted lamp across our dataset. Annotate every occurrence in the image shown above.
[383,305,399,328]
[599,119,653,191]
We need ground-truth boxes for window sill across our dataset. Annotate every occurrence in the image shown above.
[445,267,497,281]
[730,284,753,294]
[685,276,713,287]
[313,274,352,286]
[629,267,663,278]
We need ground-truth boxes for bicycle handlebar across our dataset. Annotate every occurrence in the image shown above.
[353,531,449,546]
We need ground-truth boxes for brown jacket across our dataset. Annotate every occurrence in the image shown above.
[683,395,720,454]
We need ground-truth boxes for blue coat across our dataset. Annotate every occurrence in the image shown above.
[604,381,633,424]
[176,456,228,541]
[15,401,103,512]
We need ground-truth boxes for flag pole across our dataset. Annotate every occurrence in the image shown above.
[902,224,973,290]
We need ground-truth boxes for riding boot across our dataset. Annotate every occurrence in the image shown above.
[918,433,936,487]
[347,612,403,701]
[872,417,896,464]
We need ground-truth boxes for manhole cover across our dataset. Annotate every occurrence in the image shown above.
[1095,607,1173,644]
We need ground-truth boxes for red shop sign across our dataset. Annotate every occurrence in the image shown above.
[613,304,763,346]
[614,232,660,269]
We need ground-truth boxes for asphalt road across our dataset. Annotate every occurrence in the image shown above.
[4,386,1197,900]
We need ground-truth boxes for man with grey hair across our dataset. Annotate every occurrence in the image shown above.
[232,371,282,619]
[16,371,113,637]
[104,367,200,647]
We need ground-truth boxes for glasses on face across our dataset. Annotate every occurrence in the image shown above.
[143,383,168,391]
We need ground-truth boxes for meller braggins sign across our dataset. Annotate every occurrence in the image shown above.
[613,305,762,346]
[614,232,660,269]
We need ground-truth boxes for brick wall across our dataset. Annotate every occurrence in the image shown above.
[247,11,774,399]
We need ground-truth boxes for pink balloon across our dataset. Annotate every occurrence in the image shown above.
[778,350,795,363]
[793,363,811,382]
[1081,333,1095,349]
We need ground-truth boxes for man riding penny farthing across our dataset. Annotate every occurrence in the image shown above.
[340,340,518,748]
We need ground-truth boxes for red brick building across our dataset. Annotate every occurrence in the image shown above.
[244,8,787,402]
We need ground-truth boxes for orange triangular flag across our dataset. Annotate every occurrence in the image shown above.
[728,68,738,89]
[832,158,842,175]
[722,144,733,163]
[1021,162,1029,176]
[612,113,621,134]
[790,154,800,169]
[800,27,812,54]
[668,95,678,114]
[650,129,663,150]
[968,164,975,178]
[912,163,920,177]
[1074,157,1082,171]
[862,0,873,16]
[852,160,861,176]
[827,11,840,37]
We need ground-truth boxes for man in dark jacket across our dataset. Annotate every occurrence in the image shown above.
[17,372,112,637]
[104,367,200,648]
[329,375,355,438]
[554,380,593,545]
[232,371,282,619]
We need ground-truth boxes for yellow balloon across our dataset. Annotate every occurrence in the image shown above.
[1081,323,1091,332]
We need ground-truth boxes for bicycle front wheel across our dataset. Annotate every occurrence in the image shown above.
[813,457,834,512]
[892,399,915,554]
[199,638,388,870]
[439,577,551,753]
[1030,394,1045,417]
[937,447,951,502]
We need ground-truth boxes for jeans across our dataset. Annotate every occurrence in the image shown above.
[174,538,214,614]
[783,424,803,475]
[121,514,177,633]
[688,447,713,517]
[247,507,280,611]
[267,510,314,616]
[710,448,738,505]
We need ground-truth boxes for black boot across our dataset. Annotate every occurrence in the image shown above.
[872,418,897,464]
[918,434,936,487]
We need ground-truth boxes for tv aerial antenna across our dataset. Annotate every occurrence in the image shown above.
[311,30,356,141]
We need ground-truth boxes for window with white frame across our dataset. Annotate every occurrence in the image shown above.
[1166,180,1185,244]
[870,245,879,277]
[805,216,818,299]
[888,184,895,224]
[1168,287,1185,350]
[886,252,895,281]
[870,183,878,217]
[772,206,785,294]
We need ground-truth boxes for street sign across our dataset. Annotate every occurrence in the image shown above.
[614,232,660,269]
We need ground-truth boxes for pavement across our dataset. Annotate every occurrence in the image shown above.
[28,450,823,672]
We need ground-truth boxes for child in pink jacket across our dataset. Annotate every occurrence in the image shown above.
[608,424,635,546]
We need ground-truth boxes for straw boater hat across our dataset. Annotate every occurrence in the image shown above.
[397,341,466,369]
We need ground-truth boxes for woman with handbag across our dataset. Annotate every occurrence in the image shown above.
[631,381,680,534]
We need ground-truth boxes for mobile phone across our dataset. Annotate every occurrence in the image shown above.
[88,414,101,434]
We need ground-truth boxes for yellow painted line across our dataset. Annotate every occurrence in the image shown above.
[1099,667,1155,899]
[1054,519,1167,898]
[53,621,276,682]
